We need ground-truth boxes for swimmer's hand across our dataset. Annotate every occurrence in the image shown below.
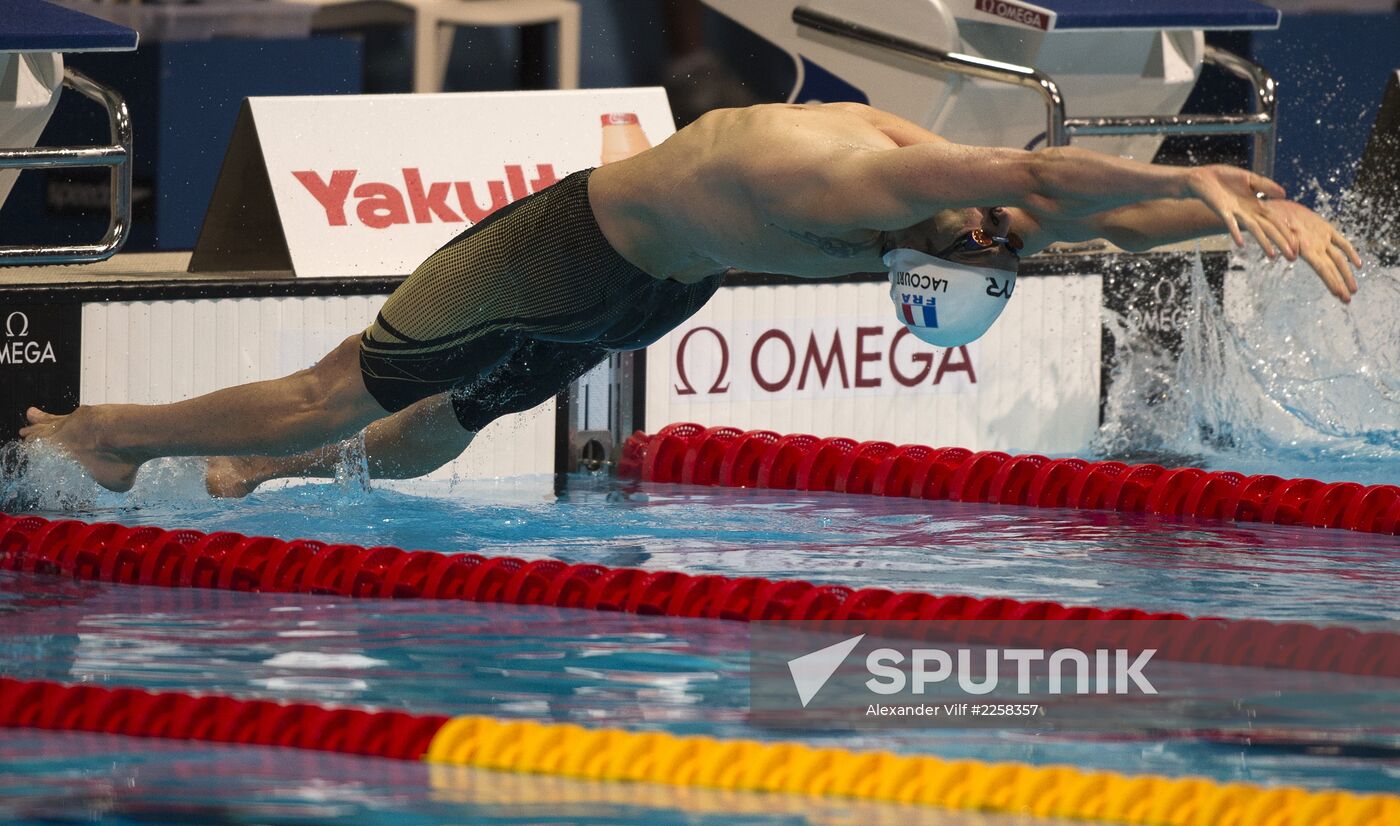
[1181,165,1295,258]
[1262,199,1362,304]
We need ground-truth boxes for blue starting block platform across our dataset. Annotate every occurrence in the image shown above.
[1038,0,1280,32]
[0,0,139,53]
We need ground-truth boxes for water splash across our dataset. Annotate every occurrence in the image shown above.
[0,439,211,514]
[332,432,373,498]
[1096,241,1400,482]
[0,423,388,514]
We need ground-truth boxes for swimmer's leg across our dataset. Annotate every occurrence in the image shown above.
[206,391,471,498]
[206,340,606,497]
[21,334,386,492]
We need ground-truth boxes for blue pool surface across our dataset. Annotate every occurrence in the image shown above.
[1,473,1397,823]
[11,471,1396,623]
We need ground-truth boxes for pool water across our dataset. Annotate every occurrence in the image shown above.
[10,471,1400,623]
[1,473,1398,824]
[2,250,1398,823]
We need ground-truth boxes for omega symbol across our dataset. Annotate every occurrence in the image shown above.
[5,311,29,338]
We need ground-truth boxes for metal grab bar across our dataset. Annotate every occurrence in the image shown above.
[792,5,1069,145]
[0,66,133,265]
[791,6,1278,176]
[1195,45,1277,176]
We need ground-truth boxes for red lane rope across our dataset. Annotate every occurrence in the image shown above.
[620,424,1400,534]
[0,676,448,759]
[0,512,1394,677]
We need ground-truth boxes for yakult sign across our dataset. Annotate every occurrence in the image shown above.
[291,165,563,230]
[246,88,675,278]
[670,317,977,401]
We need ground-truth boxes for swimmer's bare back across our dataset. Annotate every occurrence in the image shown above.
[589,104,906,283]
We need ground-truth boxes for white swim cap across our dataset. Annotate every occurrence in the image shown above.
[884,248,1017,347]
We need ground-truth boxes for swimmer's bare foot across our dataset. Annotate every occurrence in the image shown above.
[204,456,264,499]
[19,406,142,492]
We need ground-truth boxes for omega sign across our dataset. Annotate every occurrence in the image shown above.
[672,320,976,400]
[973,0,1051,30]
[2,311,57,365]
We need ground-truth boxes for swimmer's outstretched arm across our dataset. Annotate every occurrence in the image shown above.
[827,142,1288,254]
[1011,197,1362,303]
[206,392,473,498]
[820,107,1355,301]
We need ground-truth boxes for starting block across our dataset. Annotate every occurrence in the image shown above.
[702,0,1281,171]
[0,0,138,265]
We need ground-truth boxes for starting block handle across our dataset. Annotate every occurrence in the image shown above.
[0,67,133,266]
[793,5,1070,146]
[1062,47,1277,176]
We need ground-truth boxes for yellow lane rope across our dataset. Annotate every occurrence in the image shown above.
[425,716,1397,826]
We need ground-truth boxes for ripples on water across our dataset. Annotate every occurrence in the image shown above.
[4,468,1399,622]
[2,574,1395,799]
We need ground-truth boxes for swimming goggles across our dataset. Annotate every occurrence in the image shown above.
[936,228,1024,259]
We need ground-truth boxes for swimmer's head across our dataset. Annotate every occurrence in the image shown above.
[883,207,1022,273]
[884,236,1018,347]
[882,207,1021,346]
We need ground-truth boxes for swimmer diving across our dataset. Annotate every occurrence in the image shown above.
[20,103,1361,495]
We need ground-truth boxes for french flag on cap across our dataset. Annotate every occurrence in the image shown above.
[901,299,938,328]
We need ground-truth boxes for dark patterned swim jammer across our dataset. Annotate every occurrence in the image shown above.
[359,168,723,431]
